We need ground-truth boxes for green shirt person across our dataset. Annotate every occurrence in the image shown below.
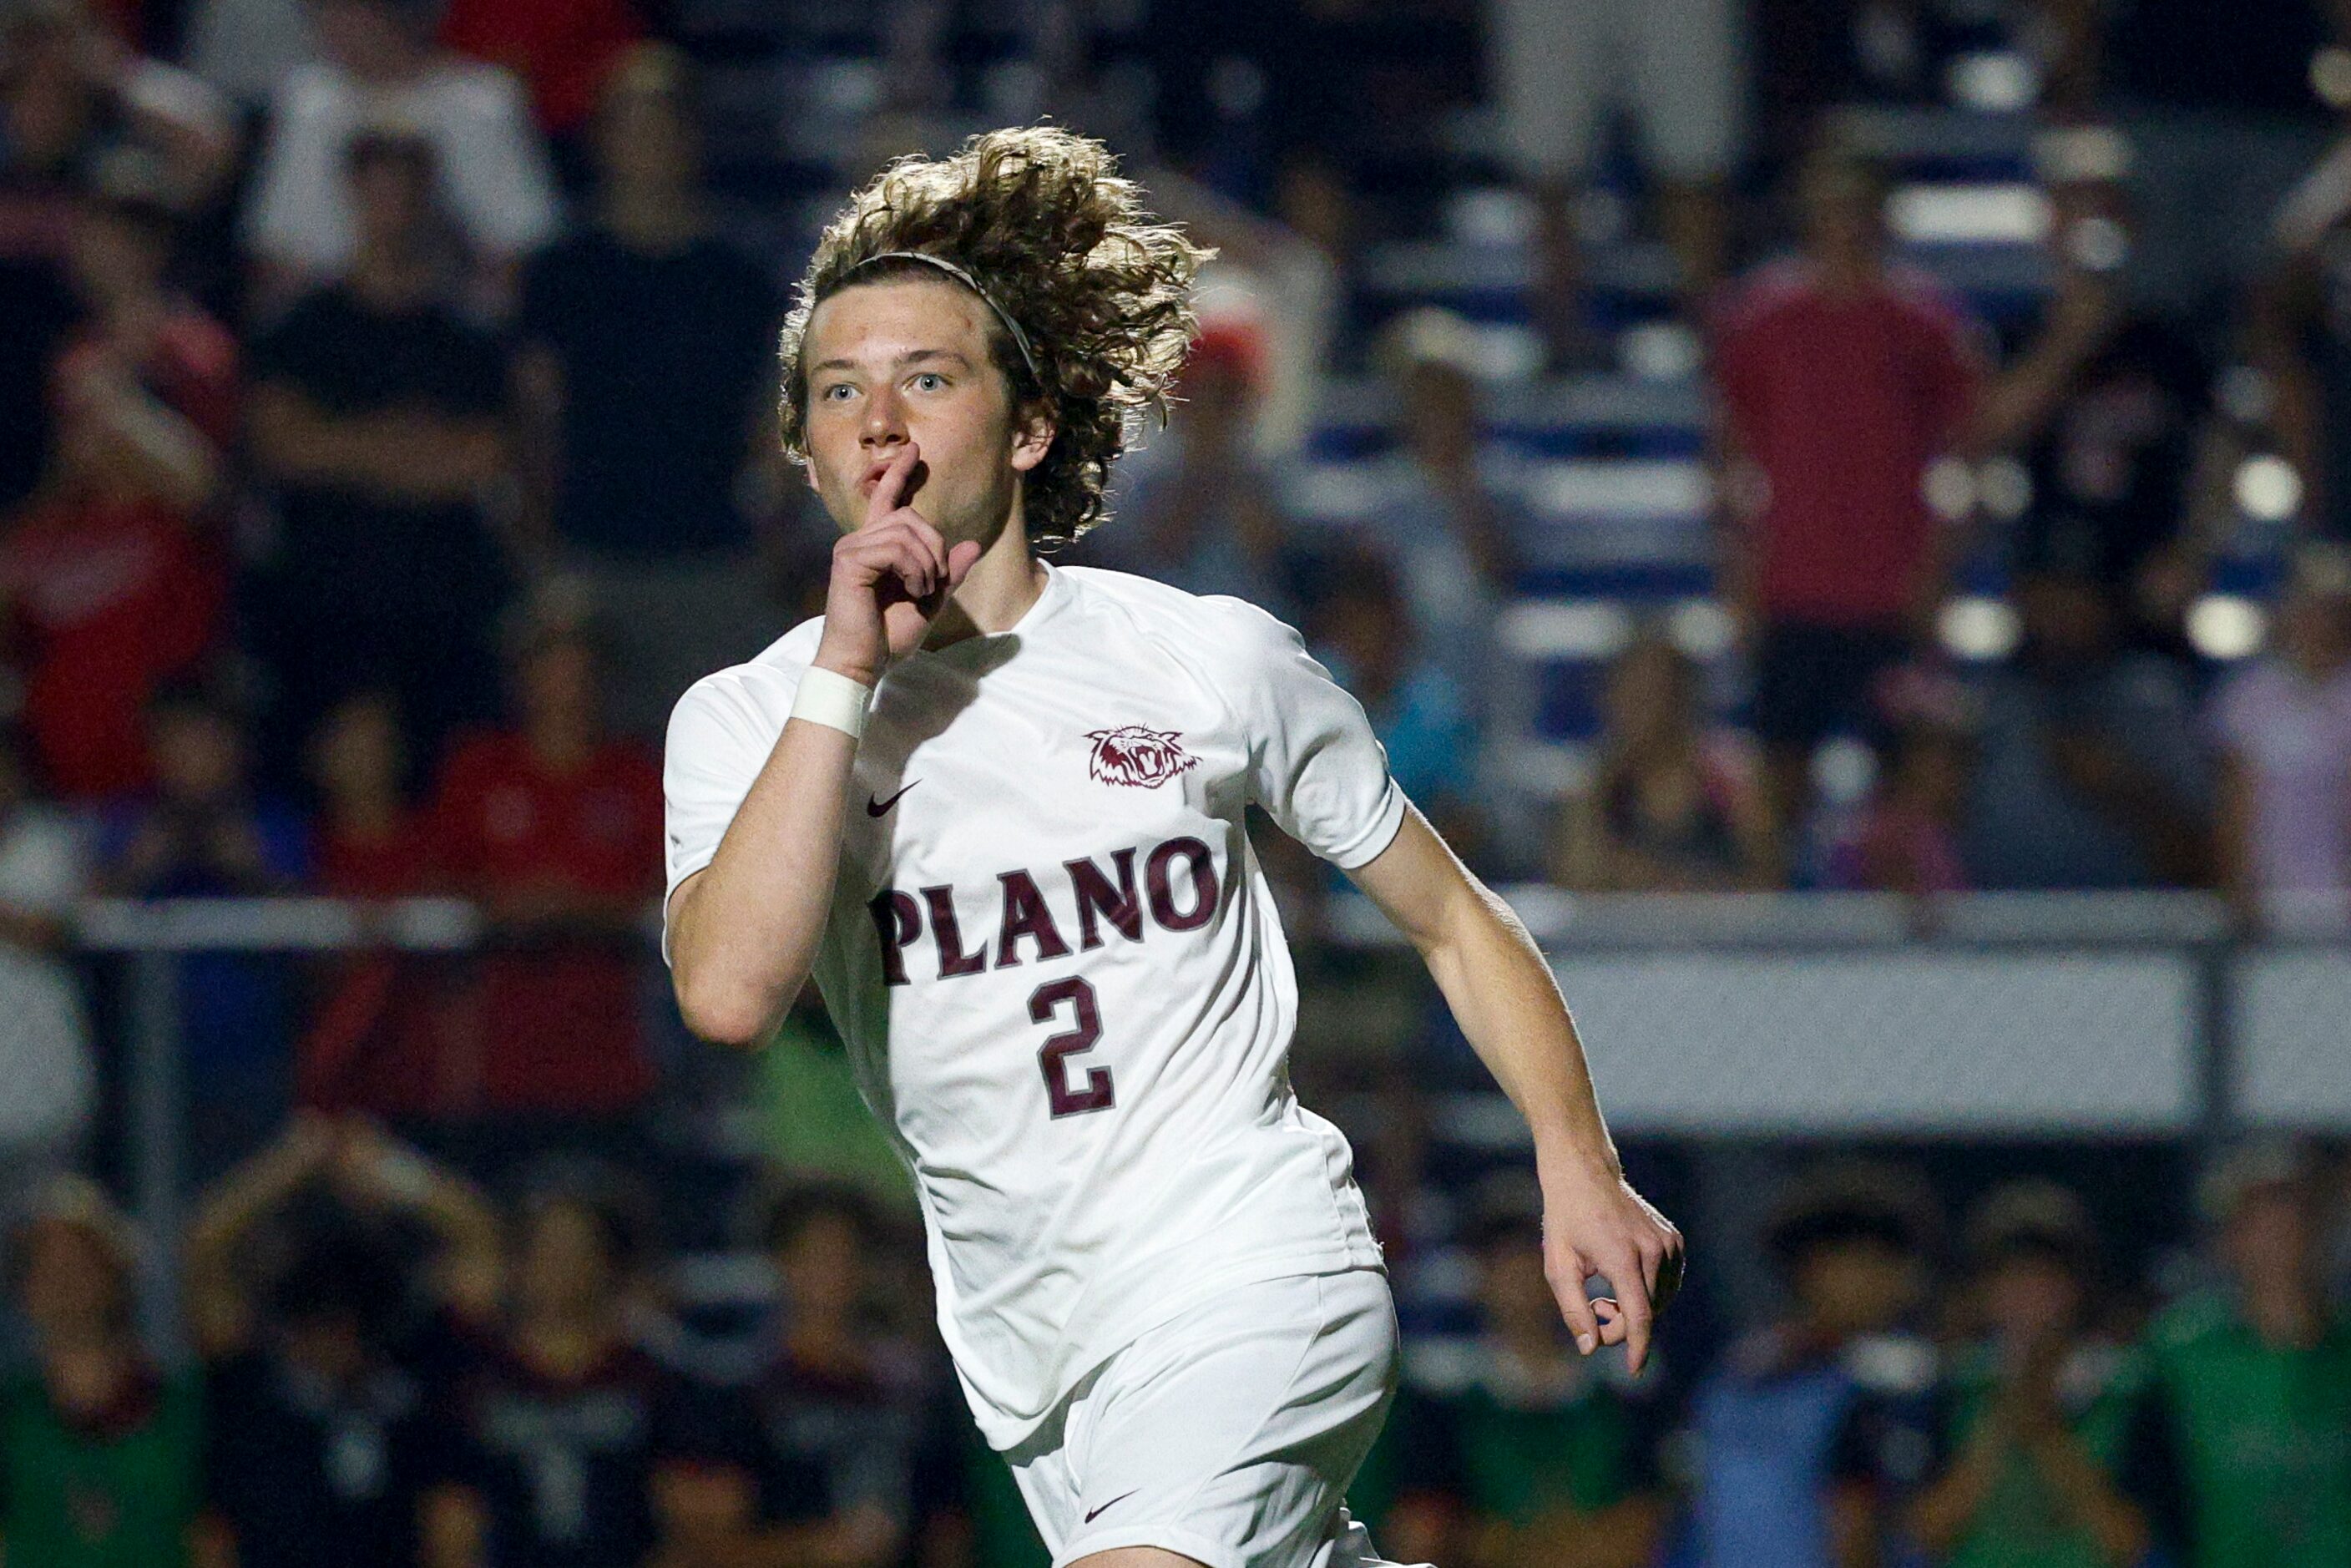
[2,1178,205,1568]
[1909,1182,2156,1568]
[2139,1145,2351,1568]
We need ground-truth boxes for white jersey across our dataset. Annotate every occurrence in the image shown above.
[663,564,1403,1449]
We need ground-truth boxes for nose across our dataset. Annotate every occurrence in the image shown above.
[859,382,908,451]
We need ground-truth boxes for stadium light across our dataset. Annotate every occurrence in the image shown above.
[1939,595,2022,661]
[2233,454,2303,522]
[2186,594,2267,660]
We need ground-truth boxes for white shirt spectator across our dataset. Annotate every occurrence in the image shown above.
[0,803,92,1171]
[244,57,559,280]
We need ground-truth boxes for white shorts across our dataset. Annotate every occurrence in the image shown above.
[1003,1268,1421,1568]
[1491,0,1744,185]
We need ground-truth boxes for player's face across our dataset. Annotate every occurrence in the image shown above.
[801,278,1051,550]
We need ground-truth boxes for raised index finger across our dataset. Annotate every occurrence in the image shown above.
[864,443,921,529]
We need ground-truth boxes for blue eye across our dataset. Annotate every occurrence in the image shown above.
[820,382,855,402]
[913,372,945,392]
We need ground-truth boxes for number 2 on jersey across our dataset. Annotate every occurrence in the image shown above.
[1030,977,1114,1116]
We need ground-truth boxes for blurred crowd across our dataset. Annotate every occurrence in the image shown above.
[8,0,2351,1561]
[7,1123,2351,1566]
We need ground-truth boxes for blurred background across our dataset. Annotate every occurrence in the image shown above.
[3,0,2351,1564]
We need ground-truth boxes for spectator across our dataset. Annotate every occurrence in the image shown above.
[184,1117,501,1568]
[245,124,513,784]
[427,601,663,1156]
[1,296,224,803]
[437,0,641,186]
[1978,128,2216,660]
[510,43,782,740]
[2,1176,205,1567]
[1963,569,2211,889]
[98,683,306,1180]
[2139,1142,2351,1568]
[0,729,92,1211]
[1304,548,1484,858]
[1683,1162,1942,1568]
[1488,0,1741,362]
[438,1170,698,1568]
[1910,1181,2156,1568]
[1358,1196,1668,1568]
[2044,0,2338,320]
[1711,144,1987,859]
[1554,629,1775,892]
[0,0,234,264]
[1089,323,1295,615]
[1824,676,1974,896]
[62,151,240,464]
[296,691,462,1117]
[242,0,558,306]
[1364,308,1516,708]
[668,1185,924,1568]
[2213,542,2351,928]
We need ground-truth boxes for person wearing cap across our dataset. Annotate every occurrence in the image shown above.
[1084,320,1297,620]
[2212,540,2351,928]
[1909,1181,2156,1568]
[1681,1161,1943,1568]
[2135,1142,2351,1568]
[1364,307,1515,718]
[1,1176,206,1567]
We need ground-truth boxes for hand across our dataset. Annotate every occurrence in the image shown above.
[811,443,984,685]
[2047,730,2131,802]
[1540,1161,1684,1375]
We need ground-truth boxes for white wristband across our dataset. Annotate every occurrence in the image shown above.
[791,665,874,740]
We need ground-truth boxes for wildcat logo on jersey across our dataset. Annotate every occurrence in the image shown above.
[1086,726,1198,788]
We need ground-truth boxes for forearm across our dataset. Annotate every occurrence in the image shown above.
[670,715,860,1044]
[1908,1444,2000,1553]
[2030,1433,2151,1565]
[1421,867,1616,1180]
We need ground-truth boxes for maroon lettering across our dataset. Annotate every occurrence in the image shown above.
[1031,977,1112,1116]
[922,885,987,979]
[867,890,923,988]
[1064,849,1144,950]
[994,870,1073,968]
[1145,837,1218,932]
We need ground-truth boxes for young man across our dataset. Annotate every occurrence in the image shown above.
[663,125,1681,1568]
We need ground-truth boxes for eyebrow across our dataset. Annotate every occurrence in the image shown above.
[810,347,976,374]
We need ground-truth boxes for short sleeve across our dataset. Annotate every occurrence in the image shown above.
[663,668,794,954]
[1220,602,1405,869]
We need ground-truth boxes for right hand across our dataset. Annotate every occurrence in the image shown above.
[813,443,984,685]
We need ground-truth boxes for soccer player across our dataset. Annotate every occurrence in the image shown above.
[663,125,1682,1568]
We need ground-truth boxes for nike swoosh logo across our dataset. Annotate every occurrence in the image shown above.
[866,781,918,817]
[1084,1490,1139,1524]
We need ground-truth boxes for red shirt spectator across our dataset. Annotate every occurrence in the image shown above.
[1712,255,1984,626]
[1,489,220,799]
[438,0,641,136]
[431,716,662,1117]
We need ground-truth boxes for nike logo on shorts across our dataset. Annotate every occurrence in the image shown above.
[1084,1489,1139,1524]
[867,781,918,817]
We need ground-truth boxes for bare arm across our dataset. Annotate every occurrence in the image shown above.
[184,1116,339,1358]
[670,444,978,1045]
[1347,807,1682,1373]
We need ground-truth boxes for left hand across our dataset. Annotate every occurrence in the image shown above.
[1540,1161,1684,1376]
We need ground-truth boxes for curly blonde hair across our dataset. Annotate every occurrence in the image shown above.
[777,125,1211,553]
